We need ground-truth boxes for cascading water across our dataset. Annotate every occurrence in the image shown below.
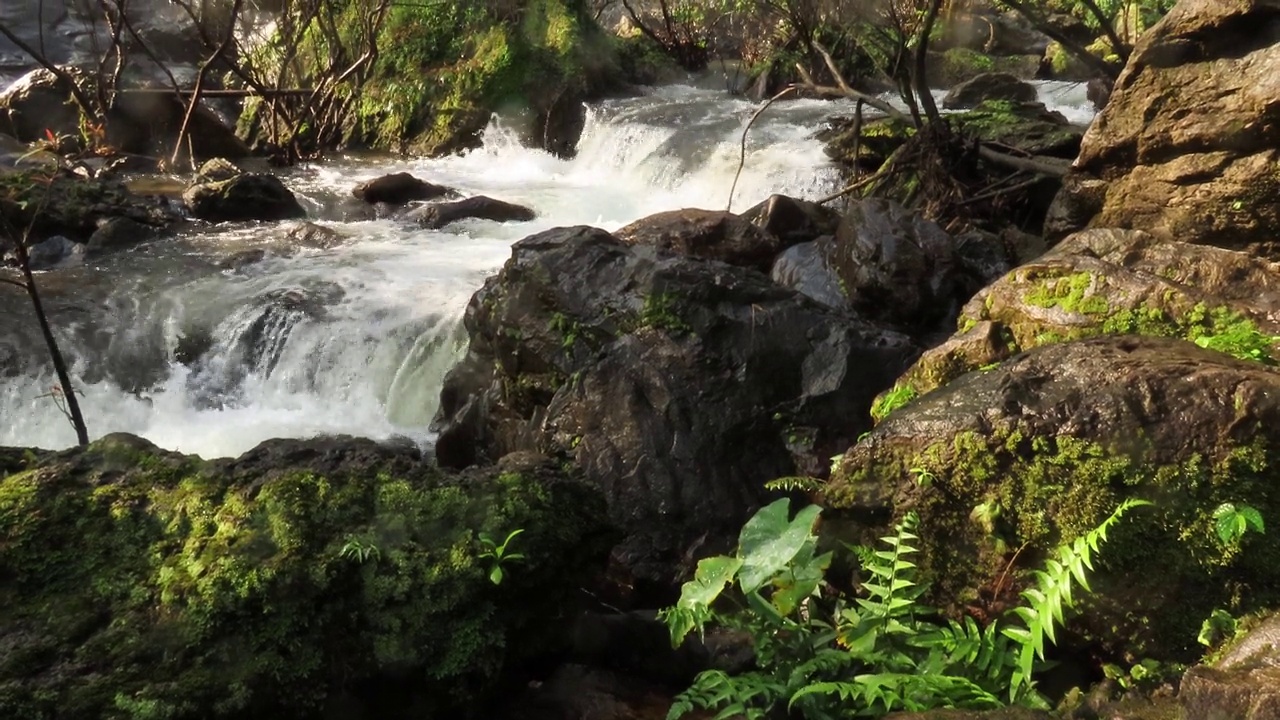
[0,81,1098,457]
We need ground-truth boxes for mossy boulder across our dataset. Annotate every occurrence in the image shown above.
[890,229,1280,400]
[183,172,307,223]
[1180,612,1280,718]
[330,0,625,157]
[0,433,612,719]
[0,168,177,242]
[950,100,1084,159]
[823,335,1280,662]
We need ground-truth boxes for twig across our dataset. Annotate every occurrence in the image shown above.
[816,160,895,205]
[977,145,1069,177]
[794,60,909,123]
[171,0,245,166]
[0,275,29,290]
[727,85,797,213]
[957,175,1042,206]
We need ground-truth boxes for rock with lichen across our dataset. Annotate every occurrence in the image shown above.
[823,335,1280,662]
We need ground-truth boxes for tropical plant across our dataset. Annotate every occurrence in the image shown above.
[1212,502,1265,549]
[478,528,527,585]
[661,496,1151,719]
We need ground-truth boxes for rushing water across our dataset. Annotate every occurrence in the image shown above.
[0,80,1096,457]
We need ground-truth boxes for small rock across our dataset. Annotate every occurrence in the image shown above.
[218,248,267,271]
[740,194,840,246]
[26,236,84,270]
[283,222,348,250]
[408,195,536,230]
[195,158,242,184]
[351,172,453,205]
[86,217,159,256]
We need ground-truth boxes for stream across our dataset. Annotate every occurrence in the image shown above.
[0,79,1095,457]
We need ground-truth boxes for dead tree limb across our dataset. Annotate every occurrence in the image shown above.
[171,0,245,167]
[727,85,797,213]
[978,145,1069,177]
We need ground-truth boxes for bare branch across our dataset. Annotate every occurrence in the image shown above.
[728,85,797,213]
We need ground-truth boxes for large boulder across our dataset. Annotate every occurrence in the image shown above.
[0,434,612,720]
[830,199,961,332]
[0,168,178,242]
[893,229,1280,397]
[615,208,784,272]
[0,68,84,143]
[823,335,1280,661]
[433,225,918,595]
[184,172,307,223]
[1046,0,1280,253]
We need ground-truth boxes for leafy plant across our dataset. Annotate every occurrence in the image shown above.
[1212,502,1265,548]
[1187,307,1280,364]
[339,537,381,564]
[871,385,918,423]
[478,528,526,585]
[661,496,1151,719]
[1197,608,1238,650]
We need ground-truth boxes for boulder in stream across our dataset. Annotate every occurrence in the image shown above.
[184,171,307,223]
[615,208,783,272]
[433,225,918,597]
[408,195,536,229]
[352,172,454,205]
[0,433,612,720]
[942,72,1039,109]
[0,68,85,143]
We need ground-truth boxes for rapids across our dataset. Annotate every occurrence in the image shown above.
[0,80,1095,456]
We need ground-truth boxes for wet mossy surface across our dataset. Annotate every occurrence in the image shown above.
[0,434,611,719]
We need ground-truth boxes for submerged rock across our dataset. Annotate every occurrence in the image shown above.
[352,172,454,205]
[1046,0,1280,253]
[824,335,1280,661]
[408,195,536,229]
[0,434,611,720]
[433,225,917,596]
[85,216,159,256]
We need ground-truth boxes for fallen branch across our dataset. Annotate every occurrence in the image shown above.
[727,85,797,213]
[957,175,1042,205]
[794,60,910,124]
[977,145,1070,177]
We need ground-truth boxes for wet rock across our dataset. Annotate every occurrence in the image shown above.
[408,195,536,229]
[830,198,960,332]
[942,72,1039,109]
[952,100,1084,159]
[1086,77,1113,110]
[194,157,242,184]
[615,208,784,272]
[769,239,847,310]
[824,335,1280,661]
[0,68,85,143]
[433,226,917,596]
[740,194,840,246]
[25,235,83,270]
[0,433,612,720]
[351,172,453,205]
[86,217,159,256]
[1047,0,1280,254]
[217,248,267,271]
[283,221,348,250]
[1180,613,1280,719]
[183,172,306,223]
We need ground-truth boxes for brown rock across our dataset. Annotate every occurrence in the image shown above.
[1047,0,1280,253]
[615,208,783,272]
[407,195,536,229]
[351,172,453,205]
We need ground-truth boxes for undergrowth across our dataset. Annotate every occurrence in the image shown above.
[660,496,1150,719]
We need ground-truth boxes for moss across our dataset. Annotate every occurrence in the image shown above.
[0,169,161,240]
[0,437,609,719]
[639,292,692,334]
[1023,270,1111,316]
[950,100,1083,157]
[827,425,1280,661]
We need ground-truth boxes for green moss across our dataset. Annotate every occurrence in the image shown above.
[0,437,609,719]
[640,292,692,334]
[827,425,1280,661]
[871,384,919,424]
[1023,271,1111,316]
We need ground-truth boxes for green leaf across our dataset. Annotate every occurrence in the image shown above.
[737,500,821,594]
[489,566,504,585]
[679,555,744,610]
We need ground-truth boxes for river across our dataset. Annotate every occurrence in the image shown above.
[0,79,1094,456]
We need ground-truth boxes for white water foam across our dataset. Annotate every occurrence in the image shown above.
[1,84,844,456]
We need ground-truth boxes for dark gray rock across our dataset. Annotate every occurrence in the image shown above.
[769,239,847,310]
[86,217,159,256]
[183,173,306,223]
[26,235,84,270]
[740,194,840,247]
[433,225,918,594]
[408,195,536,230]
[351,172,453,205]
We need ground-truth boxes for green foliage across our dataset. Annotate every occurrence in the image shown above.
[661,497,1149,719]
[1212,502,1265,548]
[478,528,527,585]
[871,385,918,424]
[1189,309,1280,364]
[1197,609,1238,650]
[0,439,609,719]
[641,292,693,334]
